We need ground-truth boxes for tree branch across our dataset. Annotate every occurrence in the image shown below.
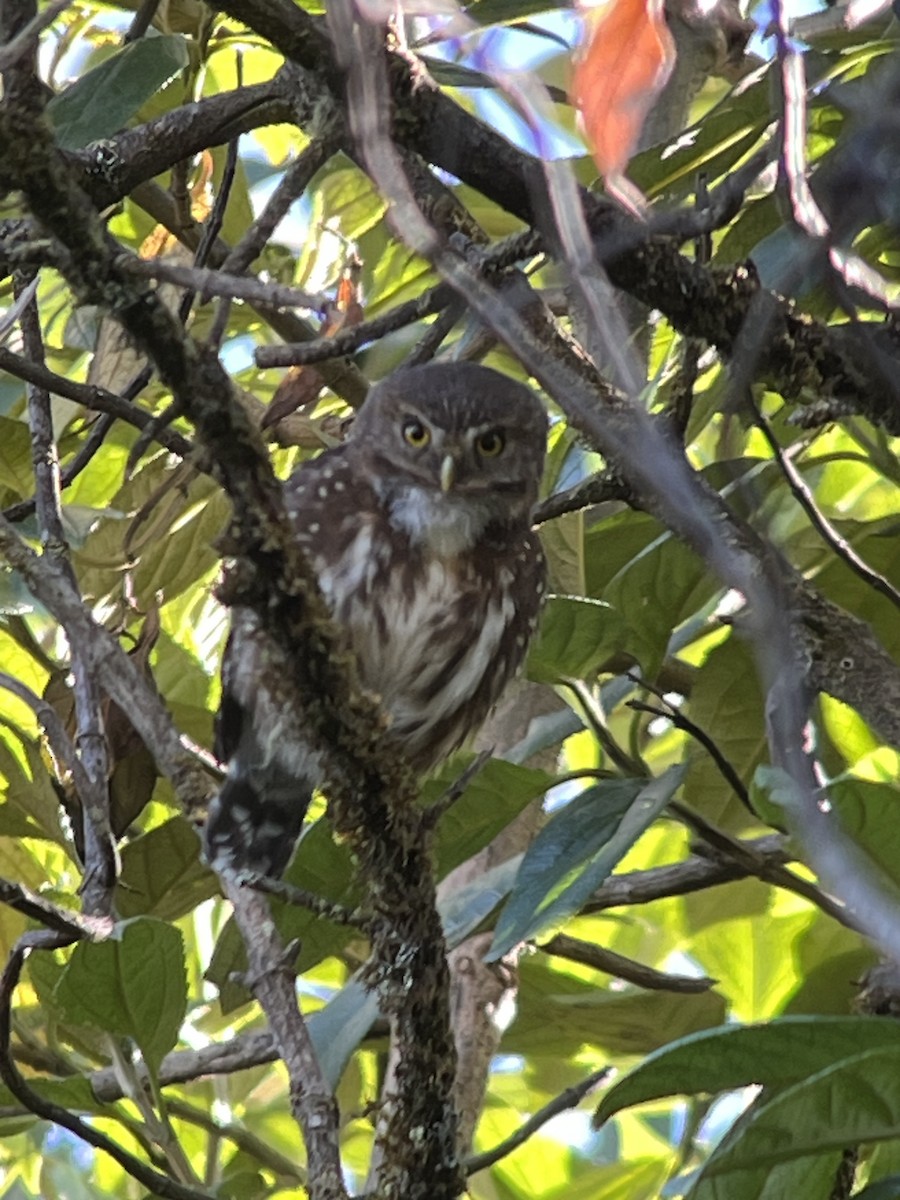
[541,934,716,993]
[464,1067,610,1175]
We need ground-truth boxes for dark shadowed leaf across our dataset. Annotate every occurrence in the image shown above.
[510,954,726,1057]
[692,1045,900,1197]
[594,1016,900,1126]
[117,817,218,921]
[47,35,190,150]
[428,758,554,878]
[487,767,685,960]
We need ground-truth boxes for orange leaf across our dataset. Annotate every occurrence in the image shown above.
[571,0,675,183]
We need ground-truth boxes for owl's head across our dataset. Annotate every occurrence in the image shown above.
[352,363,547,531]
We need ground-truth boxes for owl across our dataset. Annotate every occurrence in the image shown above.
[204,362,548,877]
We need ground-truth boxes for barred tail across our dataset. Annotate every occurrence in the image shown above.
[203,764,311,878]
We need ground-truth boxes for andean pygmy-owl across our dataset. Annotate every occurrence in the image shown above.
[204,361,548,877]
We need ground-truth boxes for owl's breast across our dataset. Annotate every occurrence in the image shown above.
[315,518,541,772]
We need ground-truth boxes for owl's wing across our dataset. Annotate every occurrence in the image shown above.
[205,446,360,877]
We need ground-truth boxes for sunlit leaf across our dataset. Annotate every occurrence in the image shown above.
[55,918,187,1073]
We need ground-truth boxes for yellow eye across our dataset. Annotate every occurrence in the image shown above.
[402,417,430,448]
[476,430,505,457]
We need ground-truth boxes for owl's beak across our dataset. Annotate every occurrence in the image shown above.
[440,454,456,493]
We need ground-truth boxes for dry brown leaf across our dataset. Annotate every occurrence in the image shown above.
[571,0,675,212]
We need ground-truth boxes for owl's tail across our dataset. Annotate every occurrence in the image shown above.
[203,764,311,879]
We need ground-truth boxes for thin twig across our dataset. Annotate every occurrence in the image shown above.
[581,832,790,913]
[223,134,341,276]
[465,1068,610,1175]
[239,873,370,929]
[16,274,117,915]
[403,298,465,367]
[0,0,69,71]
[625,679,758,818]
[541,934,715,993]
[0,347,193,467]
[0,671,92,804]
[124,0,163,41]
[751,399,900,612]
[121,256,327,316]
[422,750,493,830]
[533,469,631,525]
[0,878,113,940]
[669,801,862,933]
[222,881,348,1199]
[254,281,454,368]
[90,1030,279,1102]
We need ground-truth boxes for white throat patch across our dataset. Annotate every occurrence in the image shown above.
[387,484,490,558]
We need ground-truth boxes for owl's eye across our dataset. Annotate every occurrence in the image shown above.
[476,430,505,457]
[402,417,430,448]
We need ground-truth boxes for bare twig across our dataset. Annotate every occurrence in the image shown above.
[403,299,465,367]
[751,401,900,612]
[541,934,715,993]
[533,469,631,524]
[0,0,68,71]
[91,1030,279,1102]
[124,0,163,42]
[16,274,117,915]
[240,872,370,929]
[581,833,790,913]
[423,750,493,830]
[223,133,341,276]
[0,346,194,464]
[0,877,113,941]
[0,513,210,814]
[465,1068,610,1175]
[0,671,92,805]
[669,801,862,933]
[222,881,348,1199]
[625,682,758,819]
[254,281,454,367]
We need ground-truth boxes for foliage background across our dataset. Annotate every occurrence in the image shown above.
[0,1,899,1198]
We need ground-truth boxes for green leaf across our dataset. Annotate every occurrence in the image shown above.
[487,767,685,960]
[0,1073,100,1114]
[827,778,900,890]
[687,1152,845,1200]
[429,758,553,879]
[526,595,626,683]
[693,1045,900,1196]
[117,817,218,921]
[47,35,190,150]
[510,954,726,1057]
[853,1177,900,1200]
[54,917,187,1073]
[0,417,34,498]
[603,533,715,676]
[684,634,767,832]
[594,1016,900,1126]
[440,856,522,947]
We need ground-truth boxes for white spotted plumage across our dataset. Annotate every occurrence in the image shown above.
[205,362,548,877]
